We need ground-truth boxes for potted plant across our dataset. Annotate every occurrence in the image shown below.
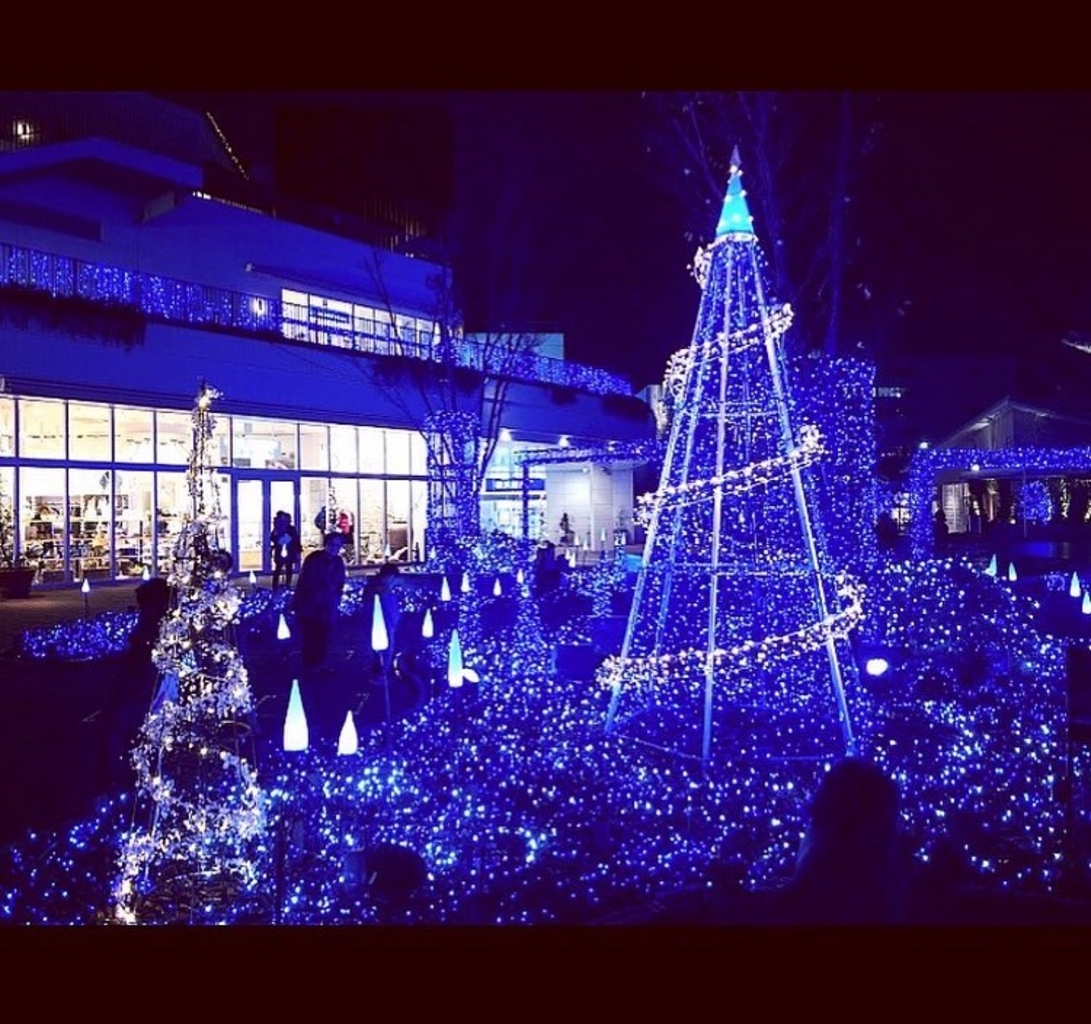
[0,486,35,599]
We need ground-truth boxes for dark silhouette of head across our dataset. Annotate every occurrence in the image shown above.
[809,757,900,844]
[789,757,906,924]
[135,576,171,621]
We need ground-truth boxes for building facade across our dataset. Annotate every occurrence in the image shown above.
[0,93,655,586]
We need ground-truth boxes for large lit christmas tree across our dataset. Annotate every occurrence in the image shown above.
[601,149,865,764]
[113,383,266,924]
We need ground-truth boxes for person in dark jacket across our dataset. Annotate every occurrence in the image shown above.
[270,510,302,590]
[784,756,910,925]
[290,532,346,673]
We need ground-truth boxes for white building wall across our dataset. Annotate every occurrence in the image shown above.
[545,464,633,556]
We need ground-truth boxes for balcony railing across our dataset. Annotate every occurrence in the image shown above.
[0,241,632,397]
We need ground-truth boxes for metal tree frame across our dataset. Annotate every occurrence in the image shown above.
[602,153,859,765]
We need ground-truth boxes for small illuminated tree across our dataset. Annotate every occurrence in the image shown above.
[113,383,266,924]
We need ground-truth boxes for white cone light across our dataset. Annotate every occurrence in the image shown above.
[277,613,291,640]
[283,679,309,751]
[422,607,434,638]
[337,711,359,755]
[448,628,464,688]
[372,595,389,652]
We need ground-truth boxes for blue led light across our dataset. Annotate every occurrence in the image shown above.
[0,241,631,397]
[0,177,1080,925]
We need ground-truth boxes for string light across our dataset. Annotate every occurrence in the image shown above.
[0,159,1078,927]
[0,240,632,397]
[112,384,267,925]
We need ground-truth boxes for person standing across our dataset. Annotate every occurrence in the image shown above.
[290,532,346,673]
[270,510,302,590]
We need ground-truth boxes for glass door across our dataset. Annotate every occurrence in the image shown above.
[234,475,297,575]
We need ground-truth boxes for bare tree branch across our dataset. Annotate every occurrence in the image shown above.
[640,91,888,358]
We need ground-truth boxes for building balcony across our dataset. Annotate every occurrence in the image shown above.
[0,240,633,399]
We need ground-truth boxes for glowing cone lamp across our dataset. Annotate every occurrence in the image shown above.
[448,628,464,689]
[372,595,389,652]
[337,711,359,755]
[283,679,309,751]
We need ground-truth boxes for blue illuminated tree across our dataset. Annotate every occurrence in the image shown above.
[601,150,865,764]
[112,383,266,924]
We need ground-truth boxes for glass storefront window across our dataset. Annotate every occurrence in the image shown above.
[21,466,65,582]
[309,295,353,349]
[386,430,411,475]
[114,469,153,579]
[233,417,297,470]
[3,396,436,581]
[386,478,410,561]
[359,479,384,563]
[69,402,112,462]
[115,406,154,463]
[211,410,231,467]
[0,396,14,456]
[299,476,324,557]
[330,479,358,565]
[0,466,12,558]
[409,431,427,476]
[330,425,357,474]
[69,467,112,581]
[214,471,232,559]
[359,427,385,475]
[157,411,191,466]
[410,479,427,562]
[281,288,308,342]
[299,424,328,471]
[155,471,188,574]
[19,399,65,459]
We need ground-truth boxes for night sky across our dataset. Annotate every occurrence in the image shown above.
[167,91,1091,393]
